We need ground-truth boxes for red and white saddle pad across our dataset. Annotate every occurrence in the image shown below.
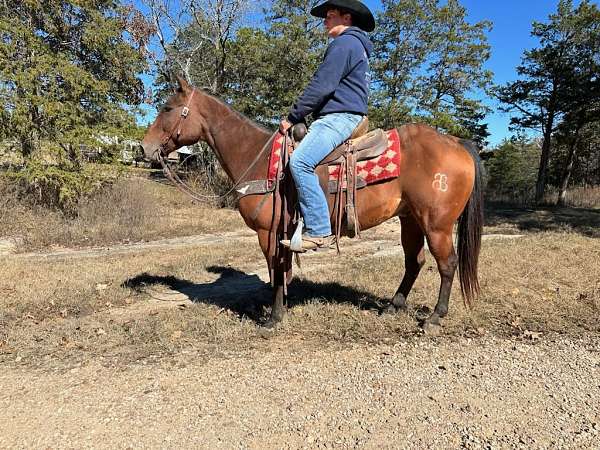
[267,129,402,187]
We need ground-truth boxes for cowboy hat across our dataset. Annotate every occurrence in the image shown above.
[311,0,375,32]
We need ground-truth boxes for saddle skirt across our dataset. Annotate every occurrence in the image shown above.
[268,128,402,193]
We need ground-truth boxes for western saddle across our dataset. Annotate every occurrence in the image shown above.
[290,116,388,241]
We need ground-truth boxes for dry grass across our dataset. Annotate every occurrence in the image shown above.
[544,186,600,208]
[486,186,600,209]
[0,175,244,250]
[1,206,598,369]
[0,239,263,366]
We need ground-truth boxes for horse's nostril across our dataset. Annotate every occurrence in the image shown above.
[140,142,159,162]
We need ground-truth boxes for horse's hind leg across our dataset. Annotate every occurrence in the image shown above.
[423,227,458,329]
[387,214,426,313]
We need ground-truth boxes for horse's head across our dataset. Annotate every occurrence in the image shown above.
[141,76,207,162]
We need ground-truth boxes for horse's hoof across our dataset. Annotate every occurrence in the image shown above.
[262,318,278,329]
[383,303,407,315]
[258,326,276,339]
[261,314,285,329]
[383,304,398,315]
[421,320,442,336]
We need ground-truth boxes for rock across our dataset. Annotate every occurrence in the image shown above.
[0,237,22,255]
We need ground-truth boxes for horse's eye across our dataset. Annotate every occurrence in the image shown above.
[162,106,172,112]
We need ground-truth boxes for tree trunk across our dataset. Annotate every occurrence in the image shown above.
[556,138,578,206]
[535,127,553,204]
[20,136,35,159]
[557,120,584,207]
[535,92,559,205]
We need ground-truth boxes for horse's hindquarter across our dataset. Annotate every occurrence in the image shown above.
[397,124,476,228]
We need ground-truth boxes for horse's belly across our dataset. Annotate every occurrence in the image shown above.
[327,179,402,232]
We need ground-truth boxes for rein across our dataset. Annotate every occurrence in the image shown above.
[156,88,278,202]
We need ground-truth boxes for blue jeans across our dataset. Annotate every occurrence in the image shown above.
[289,112,363,237]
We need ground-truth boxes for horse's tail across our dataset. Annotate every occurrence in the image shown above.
[457,139,485,307]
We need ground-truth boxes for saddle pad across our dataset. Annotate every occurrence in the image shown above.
[267,134,287,181]
[267,129,402,185]
[329,129,401,185]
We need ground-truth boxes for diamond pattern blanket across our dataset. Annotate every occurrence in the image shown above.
[267,129,401,187]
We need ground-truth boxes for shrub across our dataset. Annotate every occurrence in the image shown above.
[5,159,122,214]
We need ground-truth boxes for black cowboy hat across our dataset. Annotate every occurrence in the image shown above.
[311,0,375,33]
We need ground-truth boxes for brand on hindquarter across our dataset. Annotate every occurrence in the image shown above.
[433,173,449,192]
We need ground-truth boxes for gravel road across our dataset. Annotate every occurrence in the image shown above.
[1,335,598,449]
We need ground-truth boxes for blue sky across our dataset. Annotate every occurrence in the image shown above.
[362,0,581,145]
[140,0,583,147]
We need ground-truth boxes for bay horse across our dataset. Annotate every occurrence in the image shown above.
[141,77,484,330]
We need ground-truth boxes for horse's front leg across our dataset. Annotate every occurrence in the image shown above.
[266,276,286,328]
[257,229,287,327]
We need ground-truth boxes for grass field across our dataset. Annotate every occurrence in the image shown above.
[0,179,598,368]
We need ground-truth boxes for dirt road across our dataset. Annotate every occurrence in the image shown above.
[1,335,598,449]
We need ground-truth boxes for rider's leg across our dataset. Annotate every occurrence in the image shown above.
[288,112,363,238]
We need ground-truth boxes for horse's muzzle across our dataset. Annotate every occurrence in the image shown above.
[140,141,159,162]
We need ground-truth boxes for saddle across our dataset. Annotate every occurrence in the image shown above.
[291,117,389,239]
[235,117,399,255]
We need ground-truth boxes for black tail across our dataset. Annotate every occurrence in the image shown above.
[457,139,485,307]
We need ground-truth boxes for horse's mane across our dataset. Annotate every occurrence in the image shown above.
[199,89,271,135]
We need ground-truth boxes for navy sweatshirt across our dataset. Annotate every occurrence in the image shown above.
[287,27,373,124]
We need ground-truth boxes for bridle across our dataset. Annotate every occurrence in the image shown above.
[157,89,196,153]
[154,88,277,202]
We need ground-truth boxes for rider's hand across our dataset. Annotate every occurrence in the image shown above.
[279,119,292,135]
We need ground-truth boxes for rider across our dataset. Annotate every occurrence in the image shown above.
[280,0,374,252]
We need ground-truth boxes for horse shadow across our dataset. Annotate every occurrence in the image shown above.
[123,265,390,322]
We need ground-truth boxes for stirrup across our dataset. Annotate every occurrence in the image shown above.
[290,218,304,252]
[281,235,336,253]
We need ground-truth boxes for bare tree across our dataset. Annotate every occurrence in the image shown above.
[139,0,256,92]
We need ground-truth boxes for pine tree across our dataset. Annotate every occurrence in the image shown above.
[371,0,492,145]
[485,137,541,204]
[0,0,148,160]
[496,0,600,203]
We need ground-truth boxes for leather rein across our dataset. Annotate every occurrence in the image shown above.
[155,88,277,203]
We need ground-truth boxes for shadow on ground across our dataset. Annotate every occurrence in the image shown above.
[124,266,390,323]
[485,203,600,238]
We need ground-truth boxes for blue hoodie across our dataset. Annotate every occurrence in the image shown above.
[287,27,373,124]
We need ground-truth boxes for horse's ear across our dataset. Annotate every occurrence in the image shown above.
[175,75,190,93]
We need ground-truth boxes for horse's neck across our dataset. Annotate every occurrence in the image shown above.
[201,95,271,182]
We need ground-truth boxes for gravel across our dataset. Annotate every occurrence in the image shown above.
[1,334,598,449]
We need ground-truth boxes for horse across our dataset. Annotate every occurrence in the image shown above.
[141,76,484,331]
